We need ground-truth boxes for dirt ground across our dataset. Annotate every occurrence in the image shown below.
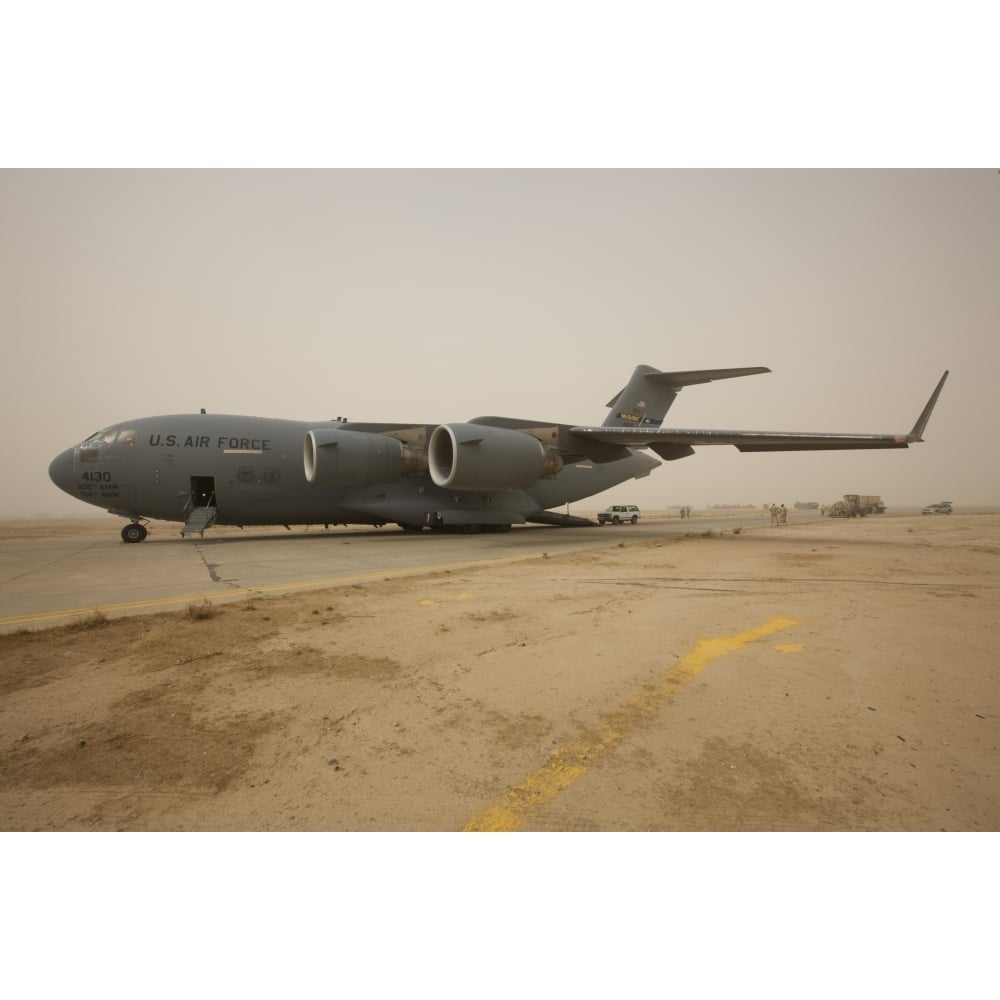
[1,512,997,831]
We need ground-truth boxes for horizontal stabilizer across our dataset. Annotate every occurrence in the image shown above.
[607,365,771,409]
[605,366,771,404]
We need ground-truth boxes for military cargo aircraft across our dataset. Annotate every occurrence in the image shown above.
[48,364,948,542]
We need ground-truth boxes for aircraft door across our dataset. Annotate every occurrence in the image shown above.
[190,476,216,508]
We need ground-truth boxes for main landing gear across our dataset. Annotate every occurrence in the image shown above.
[396,521,512,534]
[121,521,148,543]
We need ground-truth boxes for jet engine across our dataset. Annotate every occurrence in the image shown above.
[428,423,563,491]
[304,428,426,487]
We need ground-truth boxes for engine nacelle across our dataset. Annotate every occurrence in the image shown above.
[304,428,425,487]
[428,423,563,491]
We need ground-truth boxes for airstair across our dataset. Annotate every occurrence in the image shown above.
[182,506,217,537]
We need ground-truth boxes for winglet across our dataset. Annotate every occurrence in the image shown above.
[907,370,949,442]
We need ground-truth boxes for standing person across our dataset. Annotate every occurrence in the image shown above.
[779,504,787,524]
[770,504,779,525]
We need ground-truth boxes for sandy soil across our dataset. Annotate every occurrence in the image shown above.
[1,512,997,831]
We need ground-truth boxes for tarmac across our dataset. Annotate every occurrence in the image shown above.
[0,511,801,631]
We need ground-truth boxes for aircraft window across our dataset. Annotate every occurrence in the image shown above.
[82,429,118,444]
[81,428,130,446]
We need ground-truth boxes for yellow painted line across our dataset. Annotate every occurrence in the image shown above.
[463,615,801,832]
[0,556,530,629]
[417,592,476,607]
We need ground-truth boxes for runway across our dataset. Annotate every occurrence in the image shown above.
[0,511,801,631]
[4,511,995,833]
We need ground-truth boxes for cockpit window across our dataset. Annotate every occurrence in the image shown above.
[82,428,128,445]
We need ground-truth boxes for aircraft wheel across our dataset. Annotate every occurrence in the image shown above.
[122,523,147,543]
[397,522,424,532]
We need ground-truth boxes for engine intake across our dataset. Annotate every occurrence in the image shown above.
[304,428,426,487]
[428,423,563,491]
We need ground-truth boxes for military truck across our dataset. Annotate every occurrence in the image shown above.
[827,494,885,517]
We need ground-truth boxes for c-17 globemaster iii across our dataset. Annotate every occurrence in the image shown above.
[48,364,949,543]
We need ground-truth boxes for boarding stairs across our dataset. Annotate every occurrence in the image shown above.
[182,506,218,537]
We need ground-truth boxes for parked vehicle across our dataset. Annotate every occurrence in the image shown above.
[921,502,953,515]
[598,504,640,525]
[827,494,886,517]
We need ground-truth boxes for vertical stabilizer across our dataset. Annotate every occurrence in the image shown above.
[602,365,771,428]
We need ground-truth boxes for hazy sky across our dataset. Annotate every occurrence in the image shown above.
[3,169,998,517]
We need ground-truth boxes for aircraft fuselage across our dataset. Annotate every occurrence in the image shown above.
[48,412,658,537]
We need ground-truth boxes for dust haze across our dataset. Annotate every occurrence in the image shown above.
[2,170,998,521]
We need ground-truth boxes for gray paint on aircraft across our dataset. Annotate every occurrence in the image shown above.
[48,364,948,542]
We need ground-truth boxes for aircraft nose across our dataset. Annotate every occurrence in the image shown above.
[48,447,76,495]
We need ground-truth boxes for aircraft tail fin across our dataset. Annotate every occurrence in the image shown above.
[602,365,771,429]
[906,370,949,442]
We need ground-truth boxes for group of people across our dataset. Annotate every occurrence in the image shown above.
[768,503,787,525]
[678,506,693,518]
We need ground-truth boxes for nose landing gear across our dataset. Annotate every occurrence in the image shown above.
[121,521,148,543]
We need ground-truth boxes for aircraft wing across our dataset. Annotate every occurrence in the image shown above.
[569,371,949,459]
